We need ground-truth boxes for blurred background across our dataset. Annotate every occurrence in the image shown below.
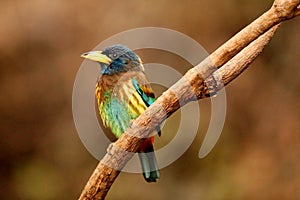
[1,0,299,199]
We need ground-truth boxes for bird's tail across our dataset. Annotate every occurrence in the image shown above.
[138,138,160,182]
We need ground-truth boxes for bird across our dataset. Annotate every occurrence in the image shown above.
[81,44,160,182]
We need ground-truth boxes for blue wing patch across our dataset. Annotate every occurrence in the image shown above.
[132,78,161,137]
[132,78,155,107]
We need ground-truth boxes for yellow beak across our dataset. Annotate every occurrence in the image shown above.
[80,51,112,65]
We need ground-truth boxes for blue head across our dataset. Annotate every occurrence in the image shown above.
[81,45,144,75]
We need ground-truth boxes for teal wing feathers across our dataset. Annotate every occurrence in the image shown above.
[132,78,161,137]
[132,78,155,107]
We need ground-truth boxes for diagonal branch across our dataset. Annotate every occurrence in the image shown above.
[202,24,280,97]
[78,0,300,199]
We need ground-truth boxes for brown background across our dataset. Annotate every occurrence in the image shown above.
[1,0,299,199]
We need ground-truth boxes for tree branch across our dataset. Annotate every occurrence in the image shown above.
[78,0,300,199]
[202,24,280,97]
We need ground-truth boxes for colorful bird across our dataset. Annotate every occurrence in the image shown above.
[81,45,160,182]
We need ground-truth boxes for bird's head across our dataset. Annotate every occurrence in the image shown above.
[81,45,144,75]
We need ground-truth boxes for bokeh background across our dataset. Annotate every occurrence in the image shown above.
[1,0,299,199]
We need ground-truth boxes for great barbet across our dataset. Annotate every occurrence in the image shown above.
[81,45,160,182]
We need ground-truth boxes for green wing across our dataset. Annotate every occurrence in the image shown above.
[132,78,155,106]
[132,78,161,136]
